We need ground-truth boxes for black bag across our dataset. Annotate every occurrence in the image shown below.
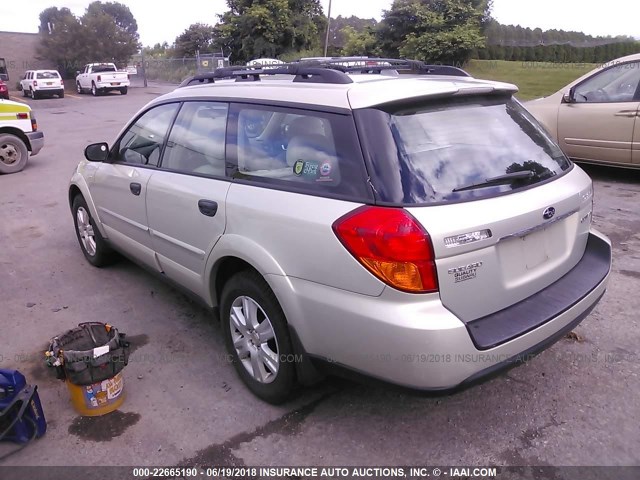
[47,323,129,386]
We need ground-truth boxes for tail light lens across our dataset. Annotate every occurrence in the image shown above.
[333,206,439,293]
[33,80,38,86]
[30,113,37,132]
[97,75,102,82]
[61,79,64,86]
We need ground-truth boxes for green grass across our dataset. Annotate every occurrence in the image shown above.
[465,60,595,100]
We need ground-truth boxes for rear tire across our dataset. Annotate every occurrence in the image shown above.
[120,87,128,95]
[76,82,83,94]
[72,195,116,267]
[58,90,65,98]
[0,134,29,174]
[221,271,296,404]
[91,83,98,96]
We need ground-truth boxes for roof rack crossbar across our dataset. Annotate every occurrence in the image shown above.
[177,58,469,88]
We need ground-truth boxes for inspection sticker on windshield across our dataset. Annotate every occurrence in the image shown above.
[448,262,483,283]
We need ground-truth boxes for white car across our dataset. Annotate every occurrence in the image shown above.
[20,70,64,99]
[70,58,611,403]
[0,99,44,173]
[76,63,130,96]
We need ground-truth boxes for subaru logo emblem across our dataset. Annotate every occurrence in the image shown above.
[543,207,556,220]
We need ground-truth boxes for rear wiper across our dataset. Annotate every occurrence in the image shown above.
[452,170,536,193]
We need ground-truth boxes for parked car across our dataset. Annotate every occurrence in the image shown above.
[0,99,44,173]
[76,63,130,96]
[19,70,64,99]
[0,80,8,100]
[69,59,611,403]
[526,53,640,169]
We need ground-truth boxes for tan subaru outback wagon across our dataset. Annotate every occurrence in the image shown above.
[69,59,612,403]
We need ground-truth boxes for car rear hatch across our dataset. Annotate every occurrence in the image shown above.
[355,92,596,323]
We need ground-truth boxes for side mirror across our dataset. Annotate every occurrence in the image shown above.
[84,142,109,162]
[76,71,80,76]
[562,89,576,104]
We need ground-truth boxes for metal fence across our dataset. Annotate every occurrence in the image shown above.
[131,54,231,86]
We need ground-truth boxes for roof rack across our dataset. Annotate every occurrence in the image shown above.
[177,58,470,88]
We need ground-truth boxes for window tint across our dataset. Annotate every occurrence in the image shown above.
[230,105,371,200]
[111,103,179,166]
[36,71,60,79]
[357,96,571,205]
[162,102,228,176]
[574,62,640,103]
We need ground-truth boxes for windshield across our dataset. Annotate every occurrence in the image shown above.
[357,95,571,205]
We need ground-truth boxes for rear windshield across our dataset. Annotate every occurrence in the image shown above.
[37,71,60,79]
[356,95,571,205]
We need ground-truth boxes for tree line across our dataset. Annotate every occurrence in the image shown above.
[37,0,640,79]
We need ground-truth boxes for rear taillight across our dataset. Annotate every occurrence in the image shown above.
[61,79,64,86]
[97,75,102,82]
[33,80,38,86]
[30,113,37,132]
[333,206,439,293]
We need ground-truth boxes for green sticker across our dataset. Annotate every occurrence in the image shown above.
[293,160,304,176]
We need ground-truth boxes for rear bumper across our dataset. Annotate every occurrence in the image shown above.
[96,81,129,89]
[269,229,611,390]
[26,131,44,156]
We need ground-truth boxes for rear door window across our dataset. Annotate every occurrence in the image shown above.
[356,95,572,205]
[227,104,373,202]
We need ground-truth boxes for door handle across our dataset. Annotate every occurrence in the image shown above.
[198,199,218,217]
[614,110,638,117]
[130,182,142,196]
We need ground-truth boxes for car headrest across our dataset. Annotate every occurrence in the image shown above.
[288,116,325,138]
[286,134,336,168]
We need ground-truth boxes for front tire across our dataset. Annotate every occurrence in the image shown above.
[221,271,296,404]
[0,134,29,174]
[72,195,115,267]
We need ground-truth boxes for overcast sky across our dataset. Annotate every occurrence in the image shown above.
[0,0,638,47]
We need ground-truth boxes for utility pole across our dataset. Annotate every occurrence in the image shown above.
[323,0,332,57]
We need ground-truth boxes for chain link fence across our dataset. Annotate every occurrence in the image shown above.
[131,54,231,86]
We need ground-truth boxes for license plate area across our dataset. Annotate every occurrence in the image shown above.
[519,229,550,269]
[111,82,120,86]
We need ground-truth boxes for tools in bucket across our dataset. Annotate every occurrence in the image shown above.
[0,369,47,460]
[46,322,130,416]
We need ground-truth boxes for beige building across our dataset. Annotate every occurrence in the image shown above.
[0,31,55,90]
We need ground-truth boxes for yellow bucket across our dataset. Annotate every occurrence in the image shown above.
[66,371,125,416]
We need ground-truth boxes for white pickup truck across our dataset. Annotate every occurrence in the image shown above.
[76,63,130,96]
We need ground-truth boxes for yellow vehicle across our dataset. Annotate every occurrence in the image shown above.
[0,99,44,173]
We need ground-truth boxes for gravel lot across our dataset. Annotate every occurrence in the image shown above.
[0,85,639,477]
